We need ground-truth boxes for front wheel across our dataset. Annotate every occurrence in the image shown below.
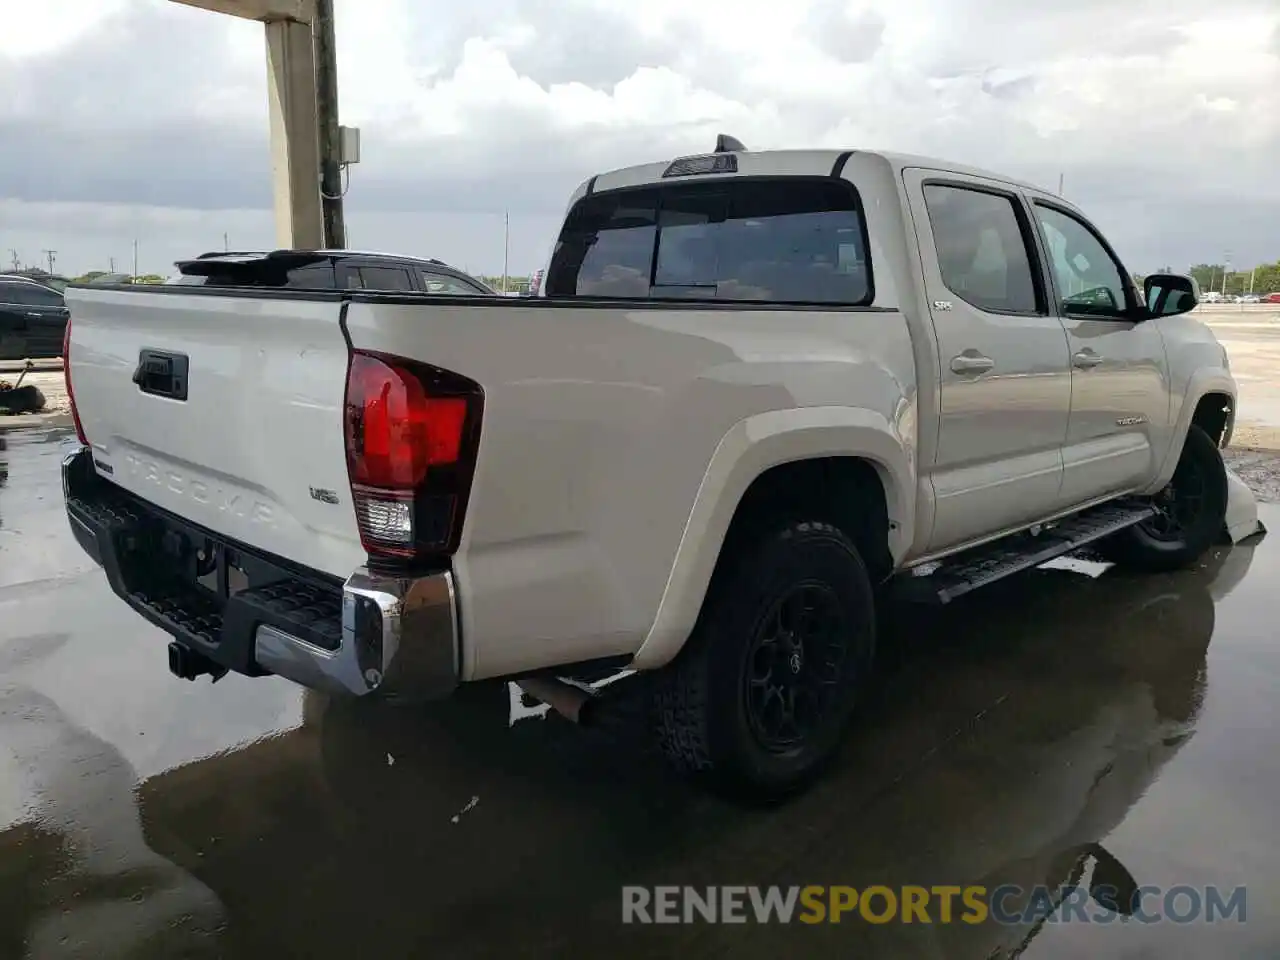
[1102,425,1228,572]
[650,520,876,800]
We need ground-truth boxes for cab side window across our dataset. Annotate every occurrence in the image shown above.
[421,271,485,295]
[1033,204,1130,318]
[923,184,1041,315]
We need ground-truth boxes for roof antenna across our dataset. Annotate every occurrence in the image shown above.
[714,134,747,153]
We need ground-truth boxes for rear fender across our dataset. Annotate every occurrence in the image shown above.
[630,406,913,670]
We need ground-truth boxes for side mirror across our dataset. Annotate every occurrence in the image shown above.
[1144,272,1199,318]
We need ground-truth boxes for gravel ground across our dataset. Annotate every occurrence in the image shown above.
[1225,443,1280,503]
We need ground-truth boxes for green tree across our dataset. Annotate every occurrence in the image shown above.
[1188,264,1224,292]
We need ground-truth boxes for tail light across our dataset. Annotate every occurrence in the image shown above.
[63,318,89,446]
[343,350,483,562]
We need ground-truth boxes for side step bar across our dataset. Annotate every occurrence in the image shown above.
[893,501,1157,605]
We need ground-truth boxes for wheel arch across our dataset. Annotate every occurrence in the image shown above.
[1143,371,1235,496]
[630,407,912,670]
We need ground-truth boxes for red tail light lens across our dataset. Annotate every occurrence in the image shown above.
[63,318,88,446]
[343,351,482,561]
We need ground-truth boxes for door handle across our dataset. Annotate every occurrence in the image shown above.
[1073,351,1103,369]
[950,353,994,374]
[26,312,41,318]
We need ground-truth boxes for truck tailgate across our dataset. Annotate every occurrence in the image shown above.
[65,287,365,579]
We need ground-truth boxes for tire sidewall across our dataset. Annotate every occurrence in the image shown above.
[701,522,875,795]
[1128,425,1229,562]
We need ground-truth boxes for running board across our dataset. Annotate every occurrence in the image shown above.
[893,501,1157,605]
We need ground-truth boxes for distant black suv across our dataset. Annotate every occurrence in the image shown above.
[169,249,498,295]
[0,275,69,361]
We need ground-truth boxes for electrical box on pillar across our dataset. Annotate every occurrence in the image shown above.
[340,126,361,165]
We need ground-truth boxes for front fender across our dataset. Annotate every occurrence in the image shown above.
[630,406,914,670]
[1141,367,1235,496]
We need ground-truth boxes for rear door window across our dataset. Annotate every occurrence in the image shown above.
[546,178,872,305]
[352,265,415,291]
[25,284,64,306]
[1,282,61,306]
[283,262,336,289]
[923,184,1042,315]
[0,281,30,304]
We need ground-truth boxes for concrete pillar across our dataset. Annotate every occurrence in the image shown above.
[265,18,323,249]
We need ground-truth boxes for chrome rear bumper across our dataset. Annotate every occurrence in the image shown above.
[63,444,460,701]
[254,567,459,700]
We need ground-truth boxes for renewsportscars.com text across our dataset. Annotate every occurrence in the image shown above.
[621,885,1247,925]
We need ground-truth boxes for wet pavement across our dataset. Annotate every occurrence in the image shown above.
[1,428,1279,959]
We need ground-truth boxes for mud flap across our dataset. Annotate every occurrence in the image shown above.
[1223,465,1266,544]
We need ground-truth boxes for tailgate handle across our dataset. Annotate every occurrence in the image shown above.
[133,349,190,401]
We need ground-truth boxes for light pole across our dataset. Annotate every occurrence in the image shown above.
[502,211,510,294]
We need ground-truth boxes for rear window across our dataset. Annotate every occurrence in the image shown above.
[545,178,872,305]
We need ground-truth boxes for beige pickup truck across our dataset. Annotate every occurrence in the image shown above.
[61,137,1261,796]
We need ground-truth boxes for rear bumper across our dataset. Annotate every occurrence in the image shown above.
[62,445,459,700]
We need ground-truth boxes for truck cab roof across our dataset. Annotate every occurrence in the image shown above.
[581,143,1048,200]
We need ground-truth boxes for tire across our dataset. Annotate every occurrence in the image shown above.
[1102,425,1228,572]
[651,519,876,800]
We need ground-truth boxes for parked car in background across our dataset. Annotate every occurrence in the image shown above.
[0,276,69,360]
[1266,292,1280,304]
[167,249,497,295]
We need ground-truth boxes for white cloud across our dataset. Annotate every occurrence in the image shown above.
[1,0,1277,276]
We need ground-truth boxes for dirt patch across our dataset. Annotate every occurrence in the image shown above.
[1225,446,1280,503]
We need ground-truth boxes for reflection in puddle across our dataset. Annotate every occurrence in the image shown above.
[0,632,224,958]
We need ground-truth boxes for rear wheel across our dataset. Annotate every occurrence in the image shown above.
[1103,425,1228,572]
[651,520,875,800]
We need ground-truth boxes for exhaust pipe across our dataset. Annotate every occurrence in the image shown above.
[516,676,597,724]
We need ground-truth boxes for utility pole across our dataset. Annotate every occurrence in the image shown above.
[502,210,510,294]
[1057,172,1064,195]
[224,232,229,252]
[8,249,18,271]
[42,249,56,275]
[133,239,139,279]
[313,0,345,249]
[110,257,116,273]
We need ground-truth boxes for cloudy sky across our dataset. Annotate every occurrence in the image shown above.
[2,0,1277,278]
